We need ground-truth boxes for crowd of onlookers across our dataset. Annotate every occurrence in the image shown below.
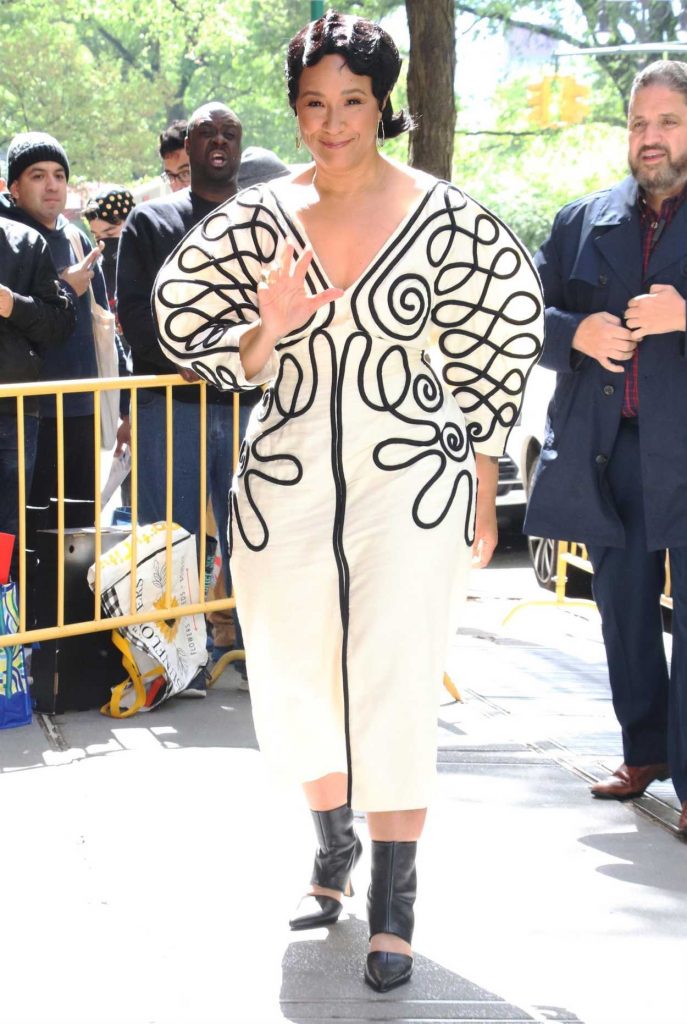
[0,105,289,691]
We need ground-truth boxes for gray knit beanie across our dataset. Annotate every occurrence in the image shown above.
[7,132,70,186]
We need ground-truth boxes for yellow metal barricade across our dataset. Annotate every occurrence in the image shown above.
[0,375,241,673]
[502,540,597,626]
[0,373,462,700]
[502,539,673,626]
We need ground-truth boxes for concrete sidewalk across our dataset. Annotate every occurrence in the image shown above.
[1,565,685,1024]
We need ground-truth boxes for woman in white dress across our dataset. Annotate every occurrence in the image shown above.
[154,11,542,992]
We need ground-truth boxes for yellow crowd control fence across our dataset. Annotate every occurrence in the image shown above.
[502,539,673,626]
[0,373,463,703]
[0,374,241,682]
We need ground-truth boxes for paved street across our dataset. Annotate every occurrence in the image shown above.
[1,522,685,1024]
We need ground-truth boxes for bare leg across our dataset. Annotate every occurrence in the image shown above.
[303,772,348,811]
[367,808,426,956]
[302,772,349,900]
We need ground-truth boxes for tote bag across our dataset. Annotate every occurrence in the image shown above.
[67,227,119,450]
[0,582,32,729]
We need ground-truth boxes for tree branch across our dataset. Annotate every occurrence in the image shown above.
[456,128,561,137]
[455,3,585,48]
[94,23,155,81]
[456,116,621,137]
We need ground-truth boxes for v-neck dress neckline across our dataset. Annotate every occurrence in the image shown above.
[269,182,436,296]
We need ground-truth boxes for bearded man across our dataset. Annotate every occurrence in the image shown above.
[526,60,687,835]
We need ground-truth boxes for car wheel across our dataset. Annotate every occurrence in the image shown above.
[524,450,557,591]
[527,533,558,591]
[524,451,592,597]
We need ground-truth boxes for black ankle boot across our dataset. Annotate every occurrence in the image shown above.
[289,804,362,931]
[364,840,417,993]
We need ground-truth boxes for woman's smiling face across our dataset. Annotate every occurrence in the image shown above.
[295,54,381,168]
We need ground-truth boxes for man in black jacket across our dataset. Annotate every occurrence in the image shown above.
[0,215,75,567]
[2,132,110,517]
[117,102,288,692]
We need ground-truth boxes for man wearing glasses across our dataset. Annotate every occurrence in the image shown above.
[159,120,191,192]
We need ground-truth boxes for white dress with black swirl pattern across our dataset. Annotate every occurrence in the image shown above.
[153,180,543,811]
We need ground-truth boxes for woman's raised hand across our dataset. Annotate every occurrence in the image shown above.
[257,243,343,339]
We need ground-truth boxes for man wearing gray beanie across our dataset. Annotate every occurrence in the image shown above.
[1,131,110,520]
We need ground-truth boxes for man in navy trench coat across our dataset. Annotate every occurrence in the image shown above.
[526,60,687,834]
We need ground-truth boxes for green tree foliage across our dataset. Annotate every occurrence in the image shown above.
[0,0,401,183]
[448,0,683,250]
[455,119,628,253]
[0,0,158,181]
[0,0,655,234]
[455,0,687,116]
[453,67,629,253]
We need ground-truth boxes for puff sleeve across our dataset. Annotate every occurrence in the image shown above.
[153,186,282,390]
[427,185,544,456]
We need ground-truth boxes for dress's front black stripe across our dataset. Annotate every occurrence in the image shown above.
[328,336,354,806]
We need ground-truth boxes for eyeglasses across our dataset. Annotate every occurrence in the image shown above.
[161,167,191,185]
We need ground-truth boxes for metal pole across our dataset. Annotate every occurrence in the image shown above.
[311,1,324,19]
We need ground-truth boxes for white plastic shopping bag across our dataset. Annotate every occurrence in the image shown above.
[100,448,131,509]
[87,522,208,716]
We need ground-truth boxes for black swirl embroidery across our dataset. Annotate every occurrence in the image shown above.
[431,185,543,446]
[230,331,323,552]
[351,333,474,537]
[155,189,334,385]
[155,181,542,555]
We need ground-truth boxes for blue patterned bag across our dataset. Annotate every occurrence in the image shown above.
[0,582,32,729]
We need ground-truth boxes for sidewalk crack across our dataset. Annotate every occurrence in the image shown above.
[36,712,69,752]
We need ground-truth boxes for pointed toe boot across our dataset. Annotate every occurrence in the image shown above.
[289,804,362,931]
[364,840,417,993]
[364,950,414,993]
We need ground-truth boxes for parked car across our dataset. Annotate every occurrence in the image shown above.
[491,367,551,526]
[495,449,525,525]
[506,364,553,583]
[504,364,589,595]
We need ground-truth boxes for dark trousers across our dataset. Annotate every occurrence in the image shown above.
[0,413,39,579]
[587,419,687,801]
[29,415,96,515]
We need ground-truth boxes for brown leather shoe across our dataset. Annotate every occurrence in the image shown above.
[591,762,670,800]
[678,801,687,835]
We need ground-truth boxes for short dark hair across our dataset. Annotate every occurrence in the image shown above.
[158,119,188,159]
[285,10,413,140]
[630,59,687,107]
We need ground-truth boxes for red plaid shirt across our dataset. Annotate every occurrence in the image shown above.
[623,185,687,416]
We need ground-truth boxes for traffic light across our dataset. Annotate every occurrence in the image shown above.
[527,77,553,129]
[559,76,590,125]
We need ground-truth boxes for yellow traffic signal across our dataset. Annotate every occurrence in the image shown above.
[527,77,553,128]
[559,76,590,124]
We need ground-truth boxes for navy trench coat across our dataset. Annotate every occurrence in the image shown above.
[525,176,687,552]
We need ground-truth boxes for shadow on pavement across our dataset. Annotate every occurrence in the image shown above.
[578,829,687,893]
[0,670,258,773]
[279,915,583,1023]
